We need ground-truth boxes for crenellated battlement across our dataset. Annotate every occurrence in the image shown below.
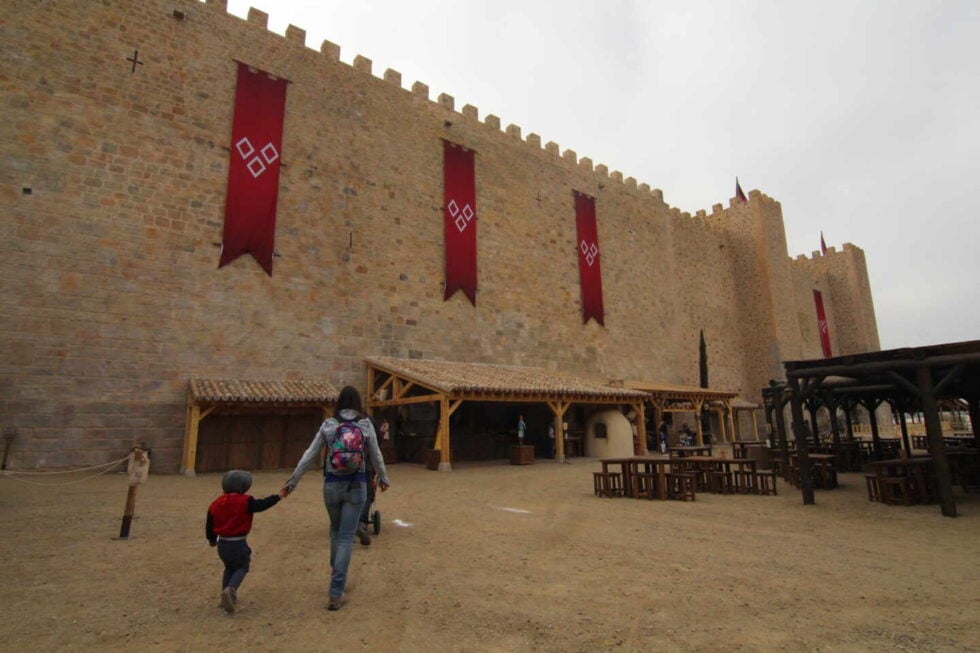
[201,1,702,212]
[789,243,871,280]
[0,0,883,474]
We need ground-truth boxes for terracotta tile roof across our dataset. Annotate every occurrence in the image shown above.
[189,379,339,404]
[366,357,649,401]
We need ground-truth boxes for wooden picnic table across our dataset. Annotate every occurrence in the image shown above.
[599,456,674,500]
[731,441,764,459]
[869,457,934,504]
[681,455,758,494]
[669,445,712,458]
[788,453,838,489]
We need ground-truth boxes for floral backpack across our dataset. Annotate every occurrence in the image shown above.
[327,418,365,475]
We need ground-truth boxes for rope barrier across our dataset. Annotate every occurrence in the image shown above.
[0,456,129,486]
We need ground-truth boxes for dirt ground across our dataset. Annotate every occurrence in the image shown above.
[1,455,978,652]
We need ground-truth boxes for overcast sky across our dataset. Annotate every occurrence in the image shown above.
[226,0,979,351]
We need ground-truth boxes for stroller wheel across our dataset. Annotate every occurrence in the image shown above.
[372,510,381,535]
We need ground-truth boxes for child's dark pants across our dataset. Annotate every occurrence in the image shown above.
[217,538,251,590]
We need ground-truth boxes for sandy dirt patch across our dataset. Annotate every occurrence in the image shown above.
[1,458,978,652]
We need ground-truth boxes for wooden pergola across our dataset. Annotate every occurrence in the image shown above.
[622,381,740,446]
[778,340,980,517]
[365,357,651,469]
[730,398,762,440]
[181,379,338,475]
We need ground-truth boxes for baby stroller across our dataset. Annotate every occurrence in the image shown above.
[357,463,381,545]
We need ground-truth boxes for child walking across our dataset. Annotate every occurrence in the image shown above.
[205,470,286,613]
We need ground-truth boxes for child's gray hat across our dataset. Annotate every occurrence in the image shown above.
[222,469,252,494]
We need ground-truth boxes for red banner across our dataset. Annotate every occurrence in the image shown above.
[219,62,288,276]
[813,290,832,357]
[574,191,604,325]
[443,140,477,304]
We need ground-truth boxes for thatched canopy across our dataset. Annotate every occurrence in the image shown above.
[181,378,338,475]
[365,357,650,469]
[367,357,649,403]
[622,380,747,444]
[188,379,339,406]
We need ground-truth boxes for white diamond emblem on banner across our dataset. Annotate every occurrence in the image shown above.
[448,198,475,232]
[236,136,279,178]
[580,240,599,267]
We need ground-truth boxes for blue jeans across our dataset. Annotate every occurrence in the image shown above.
[323,479,366,599]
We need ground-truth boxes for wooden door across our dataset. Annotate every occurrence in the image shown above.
[196,412,322,472]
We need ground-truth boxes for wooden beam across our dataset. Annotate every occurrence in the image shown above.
[375,375,395,398]
[786,352,980,379]
[371,393,445,407]
[394,379,416,400]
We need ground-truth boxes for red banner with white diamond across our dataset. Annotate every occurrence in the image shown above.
[813,289,832,357]
[219,62,288,276]
[574,191,604,325]
[443,140,477,304]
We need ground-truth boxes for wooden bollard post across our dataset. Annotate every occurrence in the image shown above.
[117,446,150,540]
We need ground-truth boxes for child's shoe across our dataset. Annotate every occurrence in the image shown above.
[221,587,235,613]
[327,593,346,611]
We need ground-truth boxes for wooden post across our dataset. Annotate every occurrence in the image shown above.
[898,408,912,456]
[725,405,736,444]
[438,397,451,471]
[788,378,815,505]
[118,447,149,539]
[827,398,841,446]
[549,401,569,462]
[774,395,791,481]
[181,399,201,476]
[867,400,882,459]
[633,402,647,455]
[693,399,704,446]
[751,409,759,439]
[918,365,957,517]
[119,485,138,539]
[807,402,819,441]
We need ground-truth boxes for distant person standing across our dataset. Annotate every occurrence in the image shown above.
[517,414,527,444]
[282,386,390,611]
[679,423,696,447]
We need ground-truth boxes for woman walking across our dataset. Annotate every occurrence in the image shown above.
[283,385,390,610]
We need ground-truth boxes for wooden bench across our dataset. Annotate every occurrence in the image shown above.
[755,470,778,496]
[864,474,880,502]
[632,471,659,500]
[593,471,624,498]
[878,476,911,505]
[666,472,696,501]
[707,468,735,494]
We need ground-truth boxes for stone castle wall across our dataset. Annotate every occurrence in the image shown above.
[0,0,881,470]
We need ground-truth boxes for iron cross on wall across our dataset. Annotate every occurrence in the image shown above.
[126,49,143,73]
